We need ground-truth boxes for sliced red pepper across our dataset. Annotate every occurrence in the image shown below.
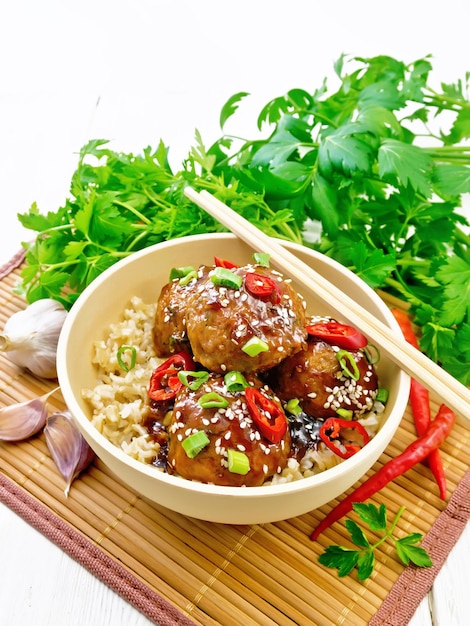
[214,256,239,269]
[149,351,195,402]
[306,321,368,350]
[154,351,195,373]
[245,272,281,304]
[245,386,287,444]
[148,368,182,401]
[319,417,370,459]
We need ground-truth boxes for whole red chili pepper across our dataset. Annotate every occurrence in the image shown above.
[244,272,282,304]
[319,417,370,459]
[311,404,456,541]
[245,386,287,443]
[391,308,447,499]
[148,351,195,402]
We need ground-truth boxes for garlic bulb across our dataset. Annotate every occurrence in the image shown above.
[0,299,67,379]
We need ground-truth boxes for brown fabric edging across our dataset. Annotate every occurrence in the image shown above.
[370,466,470,625]
[0,473,196,626]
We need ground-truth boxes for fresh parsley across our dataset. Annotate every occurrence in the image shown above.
[318,503,432,580]
[16,54,470,383]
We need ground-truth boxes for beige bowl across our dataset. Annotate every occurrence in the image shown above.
[57,233,409,524]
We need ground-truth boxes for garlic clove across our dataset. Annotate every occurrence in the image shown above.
[0,387,59,441]
[44,409,95,496]
[0,299,68,379]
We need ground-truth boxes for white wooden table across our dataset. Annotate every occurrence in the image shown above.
[1,1,469,623]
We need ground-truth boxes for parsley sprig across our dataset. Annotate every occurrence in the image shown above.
[16,54,470,383]
[318,503,432,580]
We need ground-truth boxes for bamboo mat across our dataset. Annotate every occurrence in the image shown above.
[1,253,470,626]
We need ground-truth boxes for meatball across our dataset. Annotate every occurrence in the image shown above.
[185,264,307,374]
[270,338,378,419]
[167,374,291,486]
[153,265,210,357]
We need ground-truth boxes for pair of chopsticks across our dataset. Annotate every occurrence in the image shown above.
[184,187,469,421]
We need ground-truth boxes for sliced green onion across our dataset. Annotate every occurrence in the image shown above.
[241,336,269,357]
[253,252,270,267]
[210,267,243,289]
[227,449,250,475]
[336,408,353,420]
[336,349,360,380]
[376,388,389,404]
[179,270,198,286]
[285,398,302,416]
[169,265,195,281]
[364,343,381,364]
[116,345,137,372]
[224,371,249,392]
[177,370,209,391]
[198,392,229,409]
[181,430,210,458]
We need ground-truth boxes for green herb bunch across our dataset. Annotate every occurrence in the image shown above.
[17,54,470,383]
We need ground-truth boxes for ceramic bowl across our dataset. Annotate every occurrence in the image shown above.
[57,233,409,524]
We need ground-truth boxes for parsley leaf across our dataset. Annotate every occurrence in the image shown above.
[318,503,432,581]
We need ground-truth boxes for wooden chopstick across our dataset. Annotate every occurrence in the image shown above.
[184,187,470,421]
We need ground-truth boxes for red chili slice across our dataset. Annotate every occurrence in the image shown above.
[319,417,370,459]
[148,369,182,402]
[154,351,195,373]
[149,351,195,402]
[214,256,239,269]
[245,386,287,444]
[244,272,281,304]
[306,321,368,350]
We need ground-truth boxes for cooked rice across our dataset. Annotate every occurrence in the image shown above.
[82,297,384,484]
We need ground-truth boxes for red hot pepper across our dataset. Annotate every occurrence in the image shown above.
[390,308,447,499]
[311,404,456,540]
[154,352,195,373]
[148,351,195,402]
[214,256,239,269]
[319,417,370,459]
[245,386,287,444]
[306,321,368,350]
[245,272,282,304]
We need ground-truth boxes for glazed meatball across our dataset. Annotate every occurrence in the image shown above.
[271,337,378,419]
[185,264,307,374]
[167,374,291,486]
[153,265,210,357]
